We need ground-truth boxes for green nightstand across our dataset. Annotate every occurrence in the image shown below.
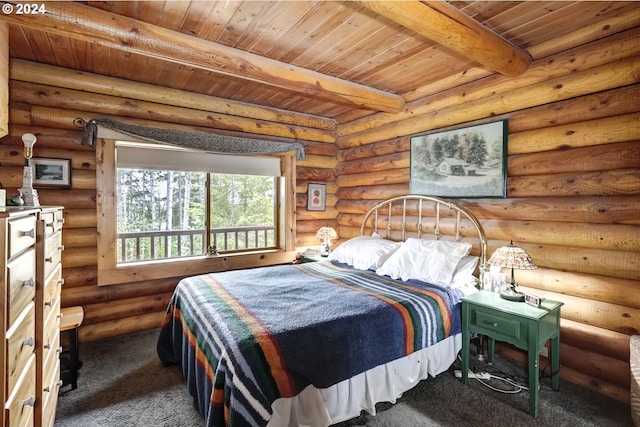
[460,290,563,417]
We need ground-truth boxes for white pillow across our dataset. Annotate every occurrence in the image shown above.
[449,255,480,288]
[376,238,472,286]
[328,235,402,271]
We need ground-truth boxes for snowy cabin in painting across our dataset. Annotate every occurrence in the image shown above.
[435,158,476,176]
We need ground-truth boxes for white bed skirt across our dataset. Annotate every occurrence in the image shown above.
[268,333,462,427]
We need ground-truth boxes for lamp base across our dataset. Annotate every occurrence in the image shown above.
[500,288,525,302]
[319,242,331,257]
[19,187,40,207]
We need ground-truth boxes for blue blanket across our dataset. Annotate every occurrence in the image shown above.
[157,261,464,427]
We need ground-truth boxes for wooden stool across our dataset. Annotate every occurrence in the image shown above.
[60,306,84,390]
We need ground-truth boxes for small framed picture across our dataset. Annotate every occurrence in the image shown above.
[307,183,326,211]
[31,158,72,187]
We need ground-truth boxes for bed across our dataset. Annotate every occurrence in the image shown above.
[157,195,487,427]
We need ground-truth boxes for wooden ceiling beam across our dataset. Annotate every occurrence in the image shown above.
[359,0,532,77]
[1,2,405,113]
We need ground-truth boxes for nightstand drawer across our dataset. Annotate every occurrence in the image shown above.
[474,309,522,341]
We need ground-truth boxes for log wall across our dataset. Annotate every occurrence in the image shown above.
[0,19,637,405]
[335,26,640,404]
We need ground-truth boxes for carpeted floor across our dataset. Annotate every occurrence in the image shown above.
[54,328,633,427]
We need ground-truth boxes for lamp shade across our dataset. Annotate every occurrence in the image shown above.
[315,226,338,241]
[488,241,536,270]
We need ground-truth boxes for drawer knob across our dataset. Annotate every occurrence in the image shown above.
[23,278,35,287]
[57,347,63,354]
[21,229,36,238]
[44,341,51,349]
[45,256,53,263]
[58,278,65,286]
[45,299,53,307]
[44,385,52,393]
[58,244,65,252]
[23,397,36,407]
[22,337,35,347]
[492,322,498,327]
[57,218,65,224]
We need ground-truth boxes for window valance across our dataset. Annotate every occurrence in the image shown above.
[80,118,305,160]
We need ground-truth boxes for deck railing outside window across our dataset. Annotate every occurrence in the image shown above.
[117,226,275,263]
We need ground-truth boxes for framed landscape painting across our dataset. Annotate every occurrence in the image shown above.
[31,158,72,188]
[410,120,508,198]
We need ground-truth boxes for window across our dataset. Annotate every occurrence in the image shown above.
[96,137,296,286]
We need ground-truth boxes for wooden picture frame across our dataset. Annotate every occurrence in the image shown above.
[31,158,72,187]
[410,120,508,198]
[307,183,326,211]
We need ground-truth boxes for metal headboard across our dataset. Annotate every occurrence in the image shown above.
[360,194,487,283]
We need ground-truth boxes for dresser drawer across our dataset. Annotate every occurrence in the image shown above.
[42,264,62,322]
[6,303,36,395]
[5,354,36,427]
[43,299,61,359]
[469,305,525,344]
[43,230,63,280]
[7,248,36,328]
[8,214,37,258]
[41,361,61,427]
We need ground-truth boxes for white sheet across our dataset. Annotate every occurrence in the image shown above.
[269,333,462,427]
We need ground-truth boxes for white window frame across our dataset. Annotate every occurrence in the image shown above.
[96,133,297,286]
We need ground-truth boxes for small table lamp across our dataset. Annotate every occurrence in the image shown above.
[315,226,337,256]
[20,133,40,207]
[488,240,536,301]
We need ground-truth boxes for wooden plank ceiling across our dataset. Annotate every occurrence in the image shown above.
[4,1,638,123]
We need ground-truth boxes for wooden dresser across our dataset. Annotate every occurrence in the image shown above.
[0,206,64,427]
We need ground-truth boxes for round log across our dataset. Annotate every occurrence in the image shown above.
[517,268,640,310]
[4,124,86,149]
[336,168,409,188]
[508,113,639,155]
[38,189,96,209]
[61,266,97,289]
[508,168,640,198]
[78,312,165,343]
[296,167,336,182]
[517,286,640,335]
[508,84,640,134]
[62,227,98,249]
[337,151,409,175]
[82,292,174,324]
[509,140,640,177]
[61,277,180,307]
[62,209,97,229]
[61,246,97,269]
[561,318,630,362]
[479,218,639,252]
[458,196,640,225]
